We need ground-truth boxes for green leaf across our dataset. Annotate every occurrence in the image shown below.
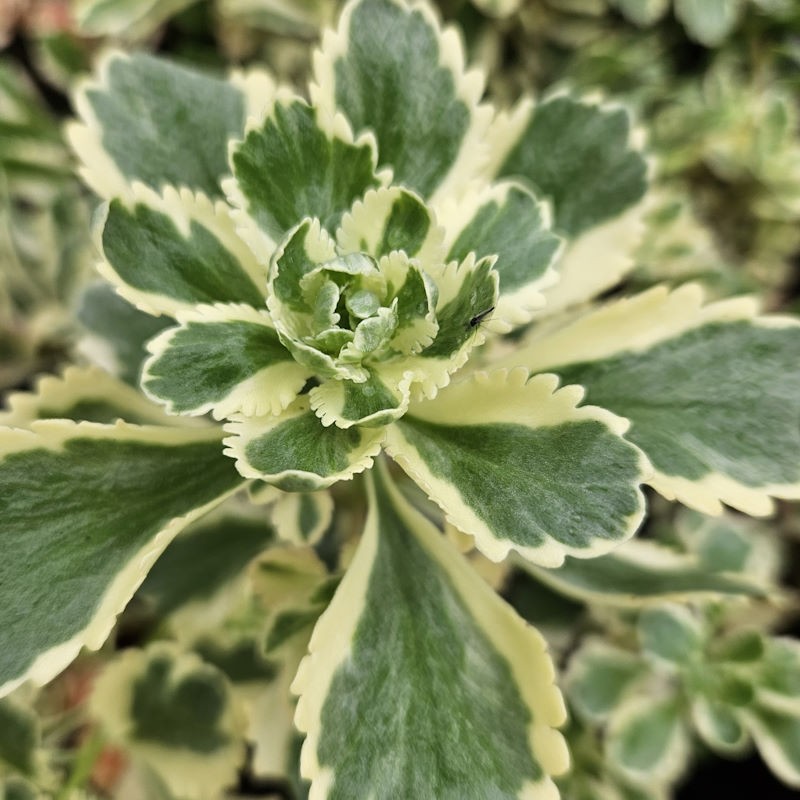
[292,460,568,798]
[75,0,199,38]
[638,605,703,666]
[99,187,266,318]
[747,707,800,787]
[90,643,246,799]
[438,181,562,327]
[143,305,308,419]
[755,638,800,716]
[607,696,689,787]
[0,698,39,777]
[68,51,255,199]
[674,0,744,46]
[337,186,443,262]
[314,0,489,200]
[271,490,334,545]
[0,366,183,428]
[691,698,747,753]
[514,285,800,515]
[609,0,670,26]
[386,369,647,567]
[224,399,383,490]
[517,539,768,606]
[496,96,647,237]
[566,641,646,722]
[0,421,243,697]
[230,99,382,245]
[136,509,275,618]
[78,282,171,385]
[309,367,411,429]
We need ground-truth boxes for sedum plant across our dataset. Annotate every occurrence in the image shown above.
[1,0,800,796]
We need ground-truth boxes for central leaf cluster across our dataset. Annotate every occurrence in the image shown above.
[269,219,439,387]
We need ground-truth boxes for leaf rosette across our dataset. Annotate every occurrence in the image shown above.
[2,0,800,797]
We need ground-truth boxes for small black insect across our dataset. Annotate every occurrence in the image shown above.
[468,306,495,328]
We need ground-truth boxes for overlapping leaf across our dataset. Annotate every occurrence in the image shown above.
[0,421,243,697]
[386,369,648,566]
[293,461,568,798]
[510,284,800,515]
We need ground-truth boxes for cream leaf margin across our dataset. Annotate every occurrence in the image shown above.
[90,642,247,800]
[291,462,568,799]
[505,283,800,515]
[309,0,493,204]
[142,303,308,420]
[67,50,273,201]
[514,538,771,608]
[0,421,243,699]
[0,365,199,429]
[386,368,651,567]
[95,183,267,319]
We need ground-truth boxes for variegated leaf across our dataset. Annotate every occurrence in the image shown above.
[0,366,184,428]
[75,0,198,38]
[436,181,562,327]
[337,186,445,264]
[0,421,243,698]
[143,304,308,420]
[510,284,800,516]
[755,638,800,717]
[292,461,568,798]
[386,369,647,567]
[487,95,648,316]
[517,538,768,610]
[99,186,266,317]
[68,51,269,199]
[409,252,498,397]
[312,0,490,201]
[77,282,171,385]
[271,490,334,545]
[691,697,748,753]
[565,641,647,723]
[494,95,648,238]
[90,643,246,799]
[606,695,690,788]
[309,367,412,429]
[229,98,383,248]
[746,707,800,788]
[224,399,384,490]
